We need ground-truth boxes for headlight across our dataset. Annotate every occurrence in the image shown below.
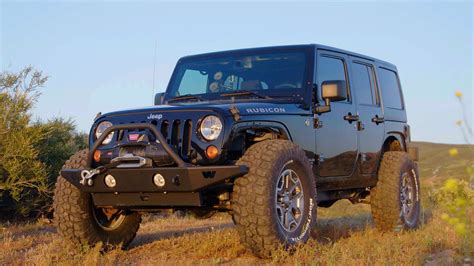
[95,121,114,144]
[200,115,222,141]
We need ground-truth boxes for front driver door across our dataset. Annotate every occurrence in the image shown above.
[315,50,358,177]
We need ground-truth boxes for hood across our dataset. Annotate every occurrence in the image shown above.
[90,100,311,164]
[96,100,310,121]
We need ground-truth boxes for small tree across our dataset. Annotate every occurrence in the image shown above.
[0,66,50,216]
[34,118,88,187]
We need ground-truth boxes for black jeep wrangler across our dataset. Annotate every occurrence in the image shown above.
[54,44,420,257]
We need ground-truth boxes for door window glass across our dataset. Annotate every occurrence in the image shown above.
[352,63,377,105]
[317,56,349,102]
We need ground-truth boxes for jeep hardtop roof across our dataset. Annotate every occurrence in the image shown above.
[179,44,397,69]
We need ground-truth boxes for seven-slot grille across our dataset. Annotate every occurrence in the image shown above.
[159,119,193,160]
[116,119,194,161]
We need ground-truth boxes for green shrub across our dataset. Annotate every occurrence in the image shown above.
[0,67,86,218]
[34,118,87,187]
[0,67,50,216]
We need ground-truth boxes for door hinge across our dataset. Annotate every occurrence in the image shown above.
[313,114,323,128]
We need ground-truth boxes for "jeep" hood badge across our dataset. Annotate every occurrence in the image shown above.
[147,113,163,120]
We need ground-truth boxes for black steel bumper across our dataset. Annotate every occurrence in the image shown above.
[60,123,248,208]
[61,165,247,193]
[61,165,247,208]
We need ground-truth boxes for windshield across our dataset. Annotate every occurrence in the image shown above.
[167,51,307,101]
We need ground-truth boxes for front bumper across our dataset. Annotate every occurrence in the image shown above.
[61,165,247,208]
[60,123,248,208]
[61,165,247,193]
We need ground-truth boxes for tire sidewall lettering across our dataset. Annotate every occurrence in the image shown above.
[289,197,314,242]
[411,167,420,203]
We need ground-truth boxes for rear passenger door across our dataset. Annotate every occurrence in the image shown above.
[349,57,384,175]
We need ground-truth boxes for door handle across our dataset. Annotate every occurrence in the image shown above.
[344,113,359,123]
[371,115,384,124]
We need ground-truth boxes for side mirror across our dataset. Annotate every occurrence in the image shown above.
[316,80,347,114]
[154,92,165,105]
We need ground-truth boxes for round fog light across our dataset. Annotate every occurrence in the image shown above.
[153,173,166,187]
[104,174,116,188]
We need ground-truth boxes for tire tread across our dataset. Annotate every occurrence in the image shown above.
[233,140,316,257]
[53,149,141,248]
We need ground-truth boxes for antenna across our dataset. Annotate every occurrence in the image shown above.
[152,40,157,103]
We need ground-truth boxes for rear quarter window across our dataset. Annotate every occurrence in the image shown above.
[378,68,403,109]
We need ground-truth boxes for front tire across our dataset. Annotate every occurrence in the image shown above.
[53,149,141,249]
[371,151,421,231]
[232,140,317,258]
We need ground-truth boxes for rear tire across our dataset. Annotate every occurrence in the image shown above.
[371,151,421,231]
[53,149,141,249]
[232,140,317,258]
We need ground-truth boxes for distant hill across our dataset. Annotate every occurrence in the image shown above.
[411,141,473,187]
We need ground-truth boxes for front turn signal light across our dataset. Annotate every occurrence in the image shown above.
[206,145,219,159]
[93,150,101,162]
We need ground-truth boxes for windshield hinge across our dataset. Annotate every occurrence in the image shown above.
[229,105,241,121]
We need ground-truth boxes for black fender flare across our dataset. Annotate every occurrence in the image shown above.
[222,120,293,150]
[384,131,407,151]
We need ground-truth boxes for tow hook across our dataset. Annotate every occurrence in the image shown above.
[79,155,143,186]
[80,167,105,186]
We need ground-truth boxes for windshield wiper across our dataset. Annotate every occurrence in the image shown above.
[167,94,205,103]
[220,90,270,99]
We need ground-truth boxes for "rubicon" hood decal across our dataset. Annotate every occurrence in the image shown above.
[245,107,286,113]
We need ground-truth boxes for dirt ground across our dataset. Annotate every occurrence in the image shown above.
[1,200,471,265]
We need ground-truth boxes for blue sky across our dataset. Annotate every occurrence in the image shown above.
[1,1,472,144]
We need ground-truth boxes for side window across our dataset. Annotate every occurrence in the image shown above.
[352,62,378,105]
[177,70,208,96]
[317,56,349,102]
[378,68,403,109]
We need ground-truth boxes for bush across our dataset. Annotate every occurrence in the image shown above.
[0,67,86,218]
[0,67,50,217]
[34,118,88,187]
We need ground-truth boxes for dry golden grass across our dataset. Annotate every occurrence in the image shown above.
[1,203,471,265]
[1,141,472,265]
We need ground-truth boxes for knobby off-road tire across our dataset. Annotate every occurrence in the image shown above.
[371,151,421,232]
[53,149,141,249]
[233,140,317,258]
